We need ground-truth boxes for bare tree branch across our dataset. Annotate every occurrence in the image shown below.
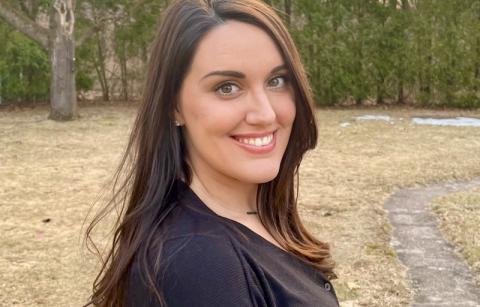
[0,1,50,50]
[75,23,99,47]
[75,0,149,48]
[19,1,33,19]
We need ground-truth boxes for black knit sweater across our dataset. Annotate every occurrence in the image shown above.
[127,180,339,307]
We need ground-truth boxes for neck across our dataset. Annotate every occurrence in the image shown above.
[189,171,258,218]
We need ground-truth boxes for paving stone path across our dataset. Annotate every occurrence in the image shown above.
[384,178,480,307]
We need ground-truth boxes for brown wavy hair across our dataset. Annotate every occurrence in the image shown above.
[84,0,335,306]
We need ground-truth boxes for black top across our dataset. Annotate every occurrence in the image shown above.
[127,181,339,307]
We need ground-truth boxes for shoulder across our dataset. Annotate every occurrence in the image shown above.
[128,234,254,306]
[128,185,261,306]
[158,199,231,242]
[160,233,246,284]
[149,234,256,306]
[129,189,260,304]
[155,185,248,270]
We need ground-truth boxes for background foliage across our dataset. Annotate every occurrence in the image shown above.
[1,0,479,108]
[0,21,50,103]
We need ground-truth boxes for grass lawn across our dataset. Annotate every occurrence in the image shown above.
[430,188,480,287]
[1,104,479,306]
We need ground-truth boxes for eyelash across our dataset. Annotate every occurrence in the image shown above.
[268,75,290,88]
[215,75,290,97]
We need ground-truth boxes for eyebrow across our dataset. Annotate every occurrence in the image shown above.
[200,64,288,81]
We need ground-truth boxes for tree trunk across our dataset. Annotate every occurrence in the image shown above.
[284,0,292,27]
[49,0,77,120]
[0,0,78,121]
[121,63,128,101]
[397,81,405,104]
[475,11,480,91]
[118,46,129,101]
[376,76,385,105]
[401,0,410,10]
[0,1,49,49]
[94,31,110,102]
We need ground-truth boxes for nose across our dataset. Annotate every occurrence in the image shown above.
[245,88,276,125]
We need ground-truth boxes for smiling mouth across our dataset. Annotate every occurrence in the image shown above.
[233,134,274,147]
[230,130,277,149]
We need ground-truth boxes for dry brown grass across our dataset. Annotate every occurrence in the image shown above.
[1,105,480,307]
[430,188,480,287]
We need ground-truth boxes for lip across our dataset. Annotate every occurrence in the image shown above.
[230,130,277,154]
[231,130,276,138]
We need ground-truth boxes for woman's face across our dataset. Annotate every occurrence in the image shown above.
[176,20,296,185]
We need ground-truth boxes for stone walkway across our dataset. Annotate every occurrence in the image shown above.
[384,178,480,307]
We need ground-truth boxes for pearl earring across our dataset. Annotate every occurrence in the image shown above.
[174,120,182,127]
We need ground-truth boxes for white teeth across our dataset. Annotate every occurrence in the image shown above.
[236,134,273,147]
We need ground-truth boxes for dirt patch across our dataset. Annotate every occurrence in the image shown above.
[1,106,480,306]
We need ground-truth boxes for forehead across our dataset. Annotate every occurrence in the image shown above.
[189,20,284,75]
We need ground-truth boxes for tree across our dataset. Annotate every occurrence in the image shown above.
[2,0,478,109]
[0,21,50,102]
[75,0,165,102]
[0,0,79,120]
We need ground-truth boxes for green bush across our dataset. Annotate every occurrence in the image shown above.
[0,22,50,103]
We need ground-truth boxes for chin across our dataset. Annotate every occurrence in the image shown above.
[239,165,281,184]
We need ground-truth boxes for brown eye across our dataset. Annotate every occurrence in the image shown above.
[215,82,240,96]
[268,76,288,88]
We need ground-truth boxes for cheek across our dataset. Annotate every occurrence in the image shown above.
[275,96,296,127]
[188,101,242,135]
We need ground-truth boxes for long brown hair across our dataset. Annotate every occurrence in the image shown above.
[84,0,335,306]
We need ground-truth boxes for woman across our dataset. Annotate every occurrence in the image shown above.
[85,0,337,306]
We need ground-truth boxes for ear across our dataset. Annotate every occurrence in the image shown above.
[174,104,185,126]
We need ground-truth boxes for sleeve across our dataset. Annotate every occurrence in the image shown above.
[128,234,258,307]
